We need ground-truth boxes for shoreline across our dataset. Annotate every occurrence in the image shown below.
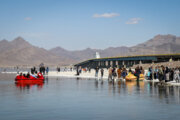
[1,70,180,86]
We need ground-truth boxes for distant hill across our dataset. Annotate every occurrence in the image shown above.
[129,34,180,55]
[0,34,180,66]
[0,37,73,66]
[50,34,180,60]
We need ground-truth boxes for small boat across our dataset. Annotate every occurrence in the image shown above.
[125,73,137,81]
[139,74,145,80]
[15,72,44,83]
[125,73,145,81]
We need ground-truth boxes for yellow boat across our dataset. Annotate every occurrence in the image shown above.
[125,73,145,81]
[139,74,145,80]
[125,73,137,81]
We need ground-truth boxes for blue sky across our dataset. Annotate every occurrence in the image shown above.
[0,0,180,50]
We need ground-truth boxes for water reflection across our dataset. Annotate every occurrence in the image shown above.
[12,76,180,104]
[1,75,180,120]
[15,81,44,90]
[107,80,145,95]
[92,79,180,104]
[148,82,180,104]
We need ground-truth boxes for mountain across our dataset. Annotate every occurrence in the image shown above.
[50,34,180,62]
[129,34,180,55]
[0,34,180,66]
[0,37,74,66]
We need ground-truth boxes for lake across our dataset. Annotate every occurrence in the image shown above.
[0,73,180,120]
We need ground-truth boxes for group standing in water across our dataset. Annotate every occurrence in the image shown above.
[107,66,144,81]
[147,65,180,83]
[93,66,144,81]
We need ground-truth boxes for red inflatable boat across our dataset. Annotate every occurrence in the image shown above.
[15,72,44,83]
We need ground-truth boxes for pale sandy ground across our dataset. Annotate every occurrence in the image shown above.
[46,69,109,79]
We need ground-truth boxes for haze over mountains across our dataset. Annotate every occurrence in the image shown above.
[0,34,180,66]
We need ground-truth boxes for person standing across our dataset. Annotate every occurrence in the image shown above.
[121,67,127,79]
[108,67,113,81]
[135,66,141,81]
[46,67,49,75]
[158,66,164,82]
[140,66,144,75]
[76,67,79,76]
[112,67,117,80]
[100,68,104,79]
[154,66,158,80]
[174,67,180,83]
[95,67,99,78]
[165,67,169,82]
[117,67,122,79]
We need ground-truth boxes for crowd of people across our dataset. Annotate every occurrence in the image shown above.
[147,66,180,82]
[93,66,144,81]
[92,65,180,83]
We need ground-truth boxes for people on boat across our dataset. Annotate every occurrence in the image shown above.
[31,73,37,78]
[16,71,43,80]
[26,72,30,78]
[19,72,23,76]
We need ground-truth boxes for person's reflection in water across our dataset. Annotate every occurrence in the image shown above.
[45,77,48,85]
[158,85,171,104]
[136,80,140,89]
[112,80,116,95]
[117,81,121,94]
[95,79,98,89]
[108,79,116,95]
[108,81,113,95]
[26,84,31,89]
[136,81,141,95]
[76,77,81,80]
[157,85,179,104]
[101,80,104,85]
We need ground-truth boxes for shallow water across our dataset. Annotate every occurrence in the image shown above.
[0,73,180,120]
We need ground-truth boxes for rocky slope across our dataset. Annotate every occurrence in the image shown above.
[0,34,180,66]
[50,34,180,60]
[0,37,73,66]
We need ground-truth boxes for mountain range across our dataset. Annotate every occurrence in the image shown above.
[0,34,180,66]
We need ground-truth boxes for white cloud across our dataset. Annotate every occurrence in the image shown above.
[126,18,142,24]
[24,17,32,21]
[93,13,120,18]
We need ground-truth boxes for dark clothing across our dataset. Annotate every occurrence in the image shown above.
[101,69,104,77]
[95,68,99,73]
[135,68,141,81]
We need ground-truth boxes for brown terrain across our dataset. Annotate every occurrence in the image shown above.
[0,34,180,67]
[0,37,74,66]
[50,34,180,60]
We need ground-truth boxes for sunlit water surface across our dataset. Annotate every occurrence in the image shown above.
[0,73,180,120]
